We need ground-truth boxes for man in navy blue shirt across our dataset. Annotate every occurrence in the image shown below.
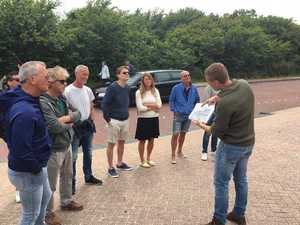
[102,66,133,178]
[169,70,200,164]
[0,61,52,225]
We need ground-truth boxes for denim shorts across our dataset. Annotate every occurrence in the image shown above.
[172,113,191,134]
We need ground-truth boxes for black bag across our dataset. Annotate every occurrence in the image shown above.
[73,118,96,139]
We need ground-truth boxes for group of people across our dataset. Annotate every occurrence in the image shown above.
[0,61,255,225]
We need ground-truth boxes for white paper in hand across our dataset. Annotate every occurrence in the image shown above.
[188,103,215,123]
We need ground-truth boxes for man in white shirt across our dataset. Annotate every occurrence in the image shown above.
[100,61,110,82]
[64,65,102,194]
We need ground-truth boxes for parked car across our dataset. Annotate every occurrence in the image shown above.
[94,69,182,108]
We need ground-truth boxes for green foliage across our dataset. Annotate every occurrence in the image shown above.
[0,1,300,80]
[0,0,60,73]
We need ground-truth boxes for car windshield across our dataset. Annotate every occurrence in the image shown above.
[127,73,143,86]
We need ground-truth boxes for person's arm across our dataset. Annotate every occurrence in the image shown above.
[202,95,220,106]
[10,112,42,174]
[136,90,148,112]
[40,99,72,134]
[195,87,200,104]
[169,86,176,112]
[210,102,231,138]
[145,89,162,112]
[105,66,110,79]
[155,88,162,109]
[68,110,81,123]
[102,85,113,123]
[86,87,96,121]
[202,86,210,102]
[89,105,95,121]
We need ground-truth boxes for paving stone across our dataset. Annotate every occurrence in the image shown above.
[0,107,300,224]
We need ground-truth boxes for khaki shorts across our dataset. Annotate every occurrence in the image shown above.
[107,119,129,144]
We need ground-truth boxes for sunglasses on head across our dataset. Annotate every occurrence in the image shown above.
[55,79,68,85]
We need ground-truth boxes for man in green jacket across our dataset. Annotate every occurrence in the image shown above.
[40,66,83,225]
[194,63,255,225]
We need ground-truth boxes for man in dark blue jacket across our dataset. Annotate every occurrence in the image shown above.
[0,61,52,225]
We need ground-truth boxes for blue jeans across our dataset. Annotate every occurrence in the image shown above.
[72,131,94,192]
[8,167,52,225]
[202,133,218,153]
[214,141,253,224]
[202,112,218,153]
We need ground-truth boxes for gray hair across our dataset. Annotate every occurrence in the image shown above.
[180,70,190,76]
[19,61,46,82]
[74,65,88,75]
[47,66,70,82]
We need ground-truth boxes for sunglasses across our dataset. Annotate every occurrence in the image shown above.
[9,78,20,82]
[55,79,68,85]
[121,71,129,75]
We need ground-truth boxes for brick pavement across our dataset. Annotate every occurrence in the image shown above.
[1,107,300,225]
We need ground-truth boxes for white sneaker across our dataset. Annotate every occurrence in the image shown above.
[201,153,208,161]
[15,191,21,203]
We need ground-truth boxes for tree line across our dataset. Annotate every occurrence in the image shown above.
[1,0,300,82]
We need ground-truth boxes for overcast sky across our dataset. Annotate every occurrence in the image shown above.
[57,0,299,23]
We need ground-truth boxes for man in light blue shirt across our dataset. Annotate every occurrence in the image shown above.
[169,70,200,164]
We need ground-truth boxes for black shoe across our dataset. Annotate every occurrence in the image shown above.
[205,217,225,225]
[116,162,133,171]
[227,212,246,225]
[85,175,103,185]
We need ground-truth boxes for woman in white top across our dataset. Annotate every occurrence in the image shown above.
[135,73,162,168]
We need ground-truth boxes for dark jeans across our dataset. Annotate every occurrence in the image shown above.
[202,112,217,153]
[71,131,94,193]
[202,132,218,153]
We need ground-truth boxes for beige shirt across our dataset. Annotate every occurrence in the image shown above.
[135,88,162,118]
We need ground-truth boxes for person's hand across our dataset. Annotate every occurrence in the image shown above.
[193,120,211,133]
[202,95,220,106]
[192,120,206,128]
[192,120,201,126]
[58,115,72,124]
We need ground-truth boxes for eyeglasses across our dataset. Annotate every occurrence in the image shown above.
[121,71,129,75]
[55,79,68,85]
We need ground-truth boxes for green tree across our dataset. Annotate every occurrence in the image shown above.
[0,0,61,75]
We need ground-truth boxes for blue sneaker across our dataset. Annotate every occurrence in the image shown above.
[108,167,119,178]
[116,162,133,171]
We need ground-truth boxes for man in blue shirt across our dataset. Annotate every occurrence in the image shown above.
[169,70,200,164]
